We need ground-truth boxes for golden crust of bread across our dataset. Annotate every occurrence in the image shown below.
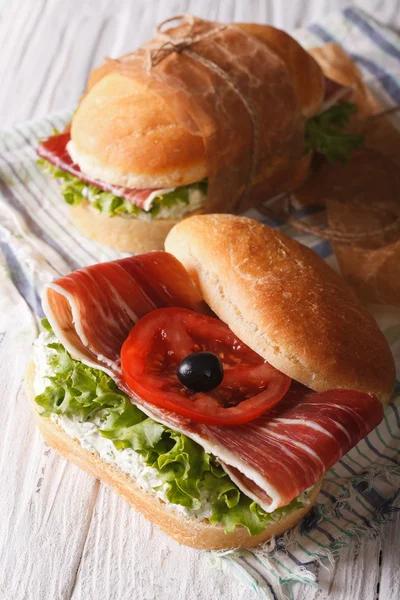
[71,73,207,189]
[165,215,395,403]
[70,200,184,253]
[26,361,322,550]
[236,23,324,117]
[70,24,323,190]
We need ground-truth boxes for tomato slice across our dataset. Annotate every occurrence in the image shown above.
[121,308,291,426]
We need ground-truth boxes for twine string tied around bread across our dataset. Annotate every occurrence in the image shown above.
[146,14,260,212]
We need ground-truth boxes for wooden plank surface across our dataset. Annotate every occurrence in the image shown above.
[1,1,400,599]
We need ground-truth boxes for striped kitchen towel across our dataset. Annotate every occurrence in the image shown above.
[0,7,399,600]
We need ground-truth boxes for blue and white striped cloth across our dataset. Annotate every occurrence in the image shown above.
[0,8,399,600]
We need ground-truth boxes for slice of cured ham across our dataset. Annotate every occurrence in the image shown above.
[37,133,173,209]
[193,386,382,509]
[43,253,208,375]
[42,255,384,512]
[132,386,382,511]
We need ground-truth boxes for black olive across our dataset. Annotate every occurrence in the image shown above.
[177,352,224,393]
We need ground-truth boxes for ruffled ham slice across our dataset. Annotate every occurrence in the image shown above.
[133,386,382,511]
[42,255,384,512]
[43,252,208,375]
[37,133,173,209]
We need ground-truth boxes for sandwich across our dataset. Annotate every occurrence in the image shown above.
[36,16,361,254]
[25,215,394,550]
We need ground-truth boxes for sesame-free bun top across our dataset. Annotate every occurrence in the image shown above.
[165,215,395,403]
[70,74,208,190]
[70,21,324,189]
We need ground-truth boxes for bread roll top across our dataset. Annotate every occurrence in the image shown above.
[165,214,395,403]
[70,74,207,189]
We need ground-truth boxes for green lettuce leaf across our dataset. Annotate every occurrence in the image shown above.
[305,102,364,163]
[34,320,310,534]
[37,158,207,219]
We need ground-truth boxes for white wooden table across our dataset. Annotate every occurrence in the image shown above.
[1,1,400,599]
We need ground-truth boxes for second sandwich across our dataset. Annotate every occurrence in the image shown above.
[37,16,358,253]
